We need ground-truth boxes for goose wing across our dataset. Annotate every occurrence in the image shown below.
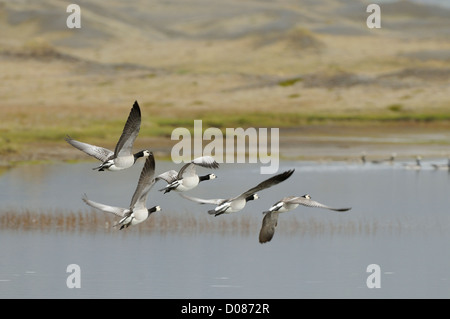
[114,101,142,157]
[285,196,351,212]
[179,193,226,205]
[191,156,220,168]
[130,153,156,210]
[232,169,295,201]
[82,194,128,217]
[155,170,178,184]
[65,135,113,162]
[259,211,279,243]
[177,156,219,178]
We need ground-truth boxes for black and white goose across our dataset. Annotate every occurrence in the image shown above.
[156,156,219,193]
[82,152,161,229]
[180,169,295,216]
[65,101,150,171]
[259,194,352,243]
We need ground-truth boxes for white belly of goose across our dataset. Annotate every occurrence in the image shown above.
[218,199,247,214]
[112,155,136,170]
[175,175,200,192]
[272,202,299,213]
[132,208,149,223]
[119,208,148,226]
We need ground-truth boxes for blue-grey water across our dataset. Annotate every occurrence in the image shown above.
[1,159,450,299]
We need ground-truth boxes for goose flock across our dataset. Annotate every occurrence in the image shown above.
[66,101,353,243]
[362,153,450,171]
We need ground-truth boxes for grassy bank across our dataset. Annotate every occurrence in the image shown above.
[3,109,450,152]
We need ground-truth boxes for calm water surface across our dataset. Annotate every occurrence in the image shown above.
[1,159,450,298]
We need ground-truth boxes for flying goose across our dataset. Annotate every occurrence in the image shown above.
[65,101,150,171]
[180,169,295,216]
[156,156,219,193]
[259,194,352,243]
[82,152,161,229]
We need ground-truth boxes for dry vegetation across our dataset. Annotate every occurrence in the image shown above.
[1,209,447,237]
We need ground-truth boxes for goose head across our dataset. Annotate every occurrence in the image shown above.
[135,149,151,158]
[246,194,259,202]
[148,205,162,214]
[200,173,217,181]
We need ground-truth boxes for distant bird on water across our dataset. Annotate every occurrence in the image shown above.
[403,156,422,170]
[431,157,450,170]
[65,101,150,171]
[371,153,396,164]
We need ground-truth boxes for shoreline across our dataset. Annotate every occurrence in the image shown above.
[2,122,449,168]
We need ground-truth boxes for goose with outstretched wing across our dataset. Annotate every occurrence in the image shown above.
[82,152,161,229]
[65,101,150,171]
[259,194,351,243]
[180,169,295,216]
[156,156,219,193]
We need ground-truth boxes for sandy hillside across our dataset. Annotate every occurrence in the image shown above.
[1,0,450,163]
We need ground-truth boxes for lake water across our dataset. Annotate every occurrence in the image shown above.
[1,158,450,299]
